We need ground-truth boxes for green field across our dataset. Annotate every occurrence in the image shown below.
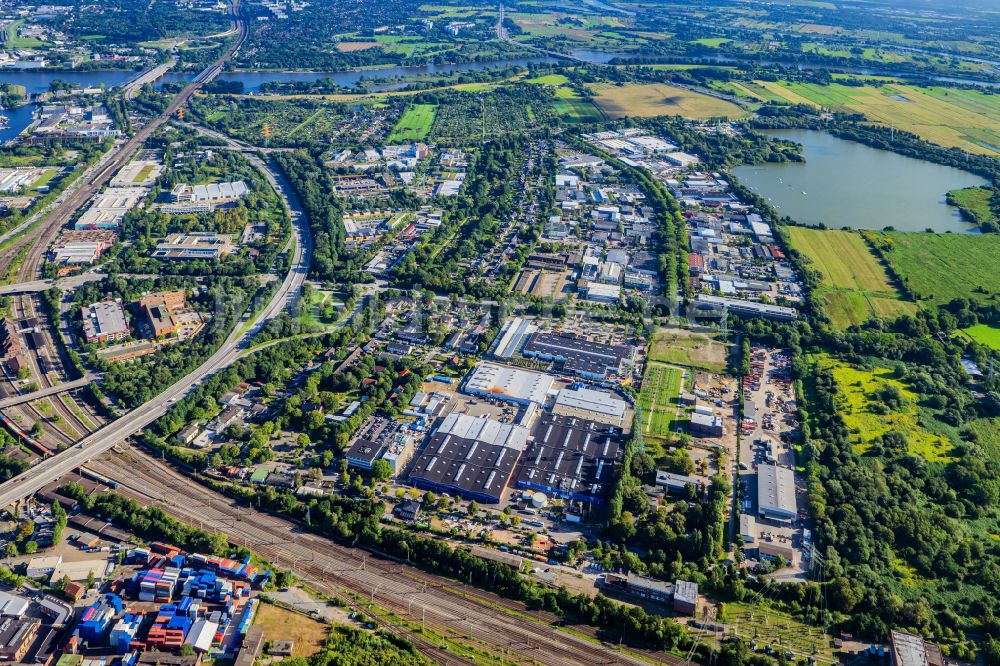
[947,186,998,230]
[879,232,1000,303]
[637,362,683,456]
[813,354,954,461]
[648,328,728,373]
[749,80,1000,155]
[388,104,437,142]
[4,20,45,49]
[29,168,57,192]
[550,87,604,123]
[960,324,1000,351]
[524,75,604,122]
[785,227,917,328]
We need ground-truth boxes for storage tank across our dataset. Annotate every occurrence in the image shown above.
[531,492,548,509]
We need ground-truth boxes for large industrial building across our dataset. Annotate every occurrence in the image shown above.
[463,362,554,406]
[82,300,130,344]
[521,332,634,380]
[491,317,537,359]
[408,414,528,503]
[757,463,798,523]
[153,233,235,261]
[552,387,627,427]
[515,413,622,505]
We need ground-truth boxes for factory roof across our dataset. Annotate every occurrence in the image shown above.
[464,362,554,405]
[408,414,528,502]
[522,332,632,379]
[757,463,797,520]
[515,413,621,502]
[554,388,626,419]
[891,630,944,666]
[0,592,29,618]
[82,300,129,340]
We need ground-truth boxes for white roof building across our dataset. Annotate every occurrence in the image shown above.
[757,463,798,522]
[464,363,555,406]
[553,388,626,426]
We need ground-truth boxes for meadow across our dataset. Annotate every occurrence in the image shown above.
[960,324,1000,351]
[785,227,917,328]
[637,362,683,458]
[880,232,1000,303]
[388,104,438,142]
[748,80,1000,155]
[648,328,728,373]
[588,82,747,120]
[812,355,954,461]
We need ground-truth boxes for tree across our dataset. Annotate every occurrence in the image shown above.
[86,570,96,589]
[370,459,392,483]
[179,644,196,657]
[467,501,479,517]
[23,541,37,555]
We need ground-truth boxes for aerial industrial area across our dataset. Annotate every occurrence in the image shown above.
[0,0,997,665]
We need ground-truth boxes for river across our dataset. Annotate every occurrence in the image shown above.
[732,129,988,233]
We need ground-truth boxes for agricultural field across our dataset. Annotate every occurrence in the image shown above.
[588,82,747,120]
[750,81,1000,155]
[785,227,917,328]
[959,324,1000,351]
[388,104,437,142]
[637,362,683,457]
[811,354,954,461]
[879,232,1000,303]
[254,603,328,658]
[525,75,604,123]
[648,327,728,373]
[335,40,379,52]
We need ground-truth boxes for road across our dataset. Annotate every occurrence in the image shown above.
[0,374,97,409]
[0,273,107,296]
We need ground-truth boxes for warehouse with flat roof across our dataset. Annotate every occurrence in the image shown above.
[408,414,528,504]
[521,332,634,380]
[515,413,622,504]
[82,300,129,344]
[491,317,537,359]
[463,362,554,406]
[553,387,627,427]
[757,463,797,523]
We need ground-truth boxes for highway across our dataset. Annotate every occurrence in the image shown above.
[0,374,98,409]
[0,0,312,504]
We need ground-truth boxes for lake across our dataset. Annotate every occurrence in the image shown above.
[732,129,989,233]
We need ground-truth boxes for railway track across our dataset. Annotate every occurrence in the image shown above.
[8,293,97,445]
[87,448,678,666]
